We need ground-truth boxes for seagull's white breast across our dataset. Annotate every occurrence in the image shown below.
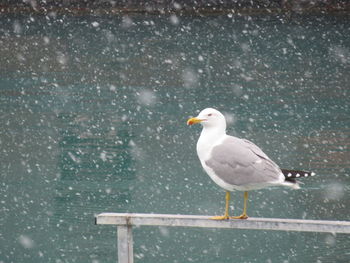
[196,133,226,162]
[196,134,238,190]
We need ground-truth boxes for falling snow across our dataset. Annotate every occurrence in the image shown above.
[1,3,350,263]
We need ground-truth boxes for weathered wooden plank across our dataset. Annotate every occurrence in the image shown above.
[96,213,350,234]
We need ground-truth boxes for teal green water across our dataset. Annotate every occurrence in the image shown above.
[1,13,350,263]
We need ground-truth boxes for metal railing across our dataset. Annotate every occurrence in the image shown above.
[95,213,350,263]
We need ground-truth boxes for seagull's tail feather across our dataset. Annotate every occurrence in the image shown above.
[281,169,315,183]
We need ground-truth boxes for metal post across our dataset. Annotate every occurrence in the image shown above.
[95,213,350,263]
[117,225,133,263]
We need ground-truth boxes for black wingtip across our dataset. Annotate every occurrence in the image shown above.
[282,169,315,180]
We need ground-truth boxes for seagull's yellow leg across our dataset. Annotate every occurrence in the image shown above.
[231,191,249,219]
[211,191,230,220]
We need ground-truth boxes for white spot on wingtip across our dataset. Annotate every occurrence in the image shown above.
[311,172,316,176]
[304,173,309,177]
[287,173,292,177]
[296,173,300,178]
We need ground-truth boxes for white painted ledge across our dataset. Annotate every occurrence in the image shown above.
[95,213,350,234]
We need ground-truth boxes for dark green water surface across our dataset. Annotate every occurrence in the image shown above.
[1,13,350,263]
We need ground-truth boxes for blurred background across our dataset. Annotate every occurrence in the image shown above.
[0,1,349,262]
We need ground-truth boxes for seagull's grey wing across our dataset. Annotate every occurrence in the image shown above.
[242,139,271,160]
[205,137,282,186]
[242,138,281,167]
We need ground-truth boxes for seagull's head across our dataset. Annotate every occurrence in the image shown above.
[187,108,226,130]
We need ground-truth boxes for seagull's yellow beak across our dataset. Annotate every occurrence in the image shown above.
[187,117,202,126]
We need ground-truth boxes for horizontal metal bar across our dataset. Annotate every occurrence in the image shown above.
[96,213,350,234]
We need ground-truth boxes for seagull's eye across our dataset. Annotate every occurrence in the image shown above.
[208,113,212,117]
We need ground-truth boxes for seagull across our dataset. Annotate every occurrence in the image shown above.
[187,108,314,220]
